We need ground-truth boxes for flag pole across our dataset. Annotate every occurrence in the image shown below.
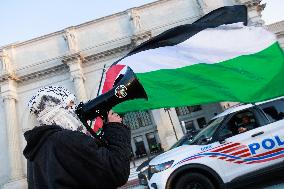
[96,64,107,96]
[90,64,107,128]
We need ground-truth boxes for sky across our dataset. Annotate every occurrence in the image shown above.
[0,0,283,47]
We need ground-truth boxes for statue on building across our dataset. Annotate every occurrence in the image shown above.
[128,9,142,34]
[199,0,235,14]
[0,55,3,72]
[63,28,78,53]
[128,8,152,46]
[196,0,209,11]
[237,0,265,26]
[197,0,220,14]
[0,49,13,74]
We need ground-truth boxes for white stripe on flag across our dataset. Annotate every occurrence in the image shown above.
[118,23,276,73]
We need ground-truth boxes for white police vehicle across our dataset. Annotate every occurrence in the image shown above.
[148,97,284,189]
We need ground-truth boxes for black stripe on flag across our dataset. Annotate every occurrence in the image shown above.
[113,5,247,65]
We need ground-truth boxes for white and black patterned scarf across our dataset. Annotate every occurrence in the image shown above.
[28,86,88,134]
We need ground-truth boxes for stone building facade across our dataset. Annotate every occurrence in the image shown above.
[0,0,280,188]
[266,20,284,48]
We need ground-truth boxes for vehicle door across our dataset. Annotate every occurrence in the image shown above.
[256,98,284,165]
[214,107,271,182]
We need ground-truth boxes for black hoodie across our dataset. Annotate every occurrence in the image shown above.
[23,123,131,189]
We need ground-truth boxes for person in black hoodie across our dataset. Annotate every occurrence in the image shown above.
[23,86,131,189]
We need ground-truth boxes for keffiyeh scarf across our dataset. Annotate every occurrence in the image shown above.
[28,86,88,134]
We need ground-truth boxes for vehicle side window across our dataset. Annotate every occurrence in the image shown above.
[259,99,284,122]
[218,110,258,139]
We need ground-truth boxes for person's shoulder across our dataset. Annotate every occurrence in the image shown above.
[46,130,98,163]
[50,129,93,149]
[104,122,130,130]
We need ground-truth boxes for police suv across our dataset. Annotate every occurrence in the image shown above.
[148,97,284,189]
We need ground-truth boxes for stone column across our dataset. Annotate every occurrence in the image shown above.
[142,134,150,155]
[1,47,27,189]
[130,139,136,156]
[164,108,184,139]
[65,56,87,102]
[1,79,26,189]
[62,27,87,102]
[151,108,183,150]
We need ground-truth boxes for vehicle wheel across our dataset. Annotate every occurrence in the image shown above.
[174,173,215,189]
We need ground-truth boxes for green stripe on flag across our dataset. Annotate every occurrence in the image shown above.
[114,42,284,113]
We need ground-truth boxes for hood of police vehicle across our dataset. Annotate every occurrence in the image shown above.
[149,145,200,165]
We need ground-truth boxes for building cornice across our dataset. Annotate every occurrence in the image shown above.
[61,53,84,64]
[83,44,132,64]
[1,41,133,86]
[4,43,133,85]
[0,73,19,83]
[131,31,152,46]
[13,29,153,73]
[17,64,68,85]
[81,31,152,65]
[266,21,284,34]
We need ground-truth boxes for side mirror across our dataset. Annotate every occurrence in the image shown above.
[200,137,211,145]
[219,133,233,143]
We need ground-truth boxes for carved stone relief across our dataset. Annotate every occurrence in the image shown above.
[0,50,11,73]
[239,0,265,26]
[128,9,142,34]
[63,27,78,52]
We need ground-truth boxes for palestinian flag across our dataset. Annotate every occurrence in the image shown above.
[101,5,284,114]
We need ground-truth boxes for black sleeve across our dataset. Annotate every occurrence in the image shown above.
[27,161,34,189]
[102,122,132,184]
[52,122,131,188]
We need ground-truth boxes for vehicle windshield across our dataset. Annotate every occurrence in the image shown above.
[189,116,225,145]
[169,135,189,150]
